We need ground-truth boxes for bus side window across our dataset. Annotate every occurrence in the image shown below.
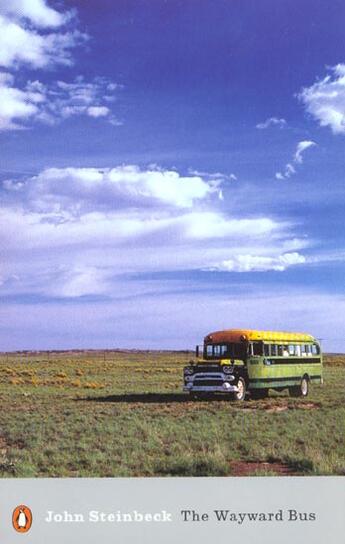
[253,342,263,356]
[306,344,312,356]
[283,345,289,356]
[221,345,228,356]
[277,345,283,356]
[271,344,277,356]
[288,344,295,356]
[295,345,301,357]
[206,345,213,358]
[312,344,320,355]
[264,344,270,356]
[301,344,307,356]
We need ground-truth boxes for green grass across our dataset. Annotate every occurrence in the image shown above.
[0,351,344,477]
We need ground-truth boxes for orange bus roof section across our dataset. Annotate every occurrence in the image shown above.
[204,329,316,344]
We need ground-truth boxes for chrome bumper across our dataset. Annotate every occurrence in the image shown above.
[183,371,238,393]
[184,384,239,393]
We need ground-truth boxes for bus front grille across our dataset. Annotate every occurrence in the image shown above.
[195,365,221,373]
[193,379,224,387]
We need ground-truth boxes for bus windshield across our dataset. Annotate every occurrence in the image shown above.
[204,343,247,360]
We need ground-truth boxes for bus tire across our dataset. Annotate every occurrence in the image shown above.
[289,376,309,398]
[251,388,268,399]
[232,377,246,401]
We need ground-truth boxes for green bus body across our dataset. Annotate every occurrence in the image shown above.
[246,346,323,390]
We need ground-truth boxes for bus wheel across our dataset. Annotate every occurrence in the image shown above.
[289,376,309,398]
[251,389,268,400]
[233,377,246,401]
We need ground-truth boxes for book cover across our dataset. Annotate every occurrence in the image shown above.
[0,1,344,542]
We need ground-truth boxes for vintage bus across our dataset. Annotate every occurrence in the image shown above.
[183,329,323,400]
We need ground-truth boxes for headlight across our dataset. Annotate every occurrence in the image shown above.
[223,365,232,374]
[184,367,194,375]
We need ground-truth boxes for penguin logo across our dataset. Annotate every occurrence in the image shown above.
[12,505,33,533]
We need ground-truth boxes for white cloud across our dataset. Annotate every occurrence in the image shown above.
[294,140,316,163]
[275,172,284,181]
[0,72,42,130]
[0,75,120,131]
[0,208,287,260]
[0,1,98,131]
[0,0,70,28]
[0,13,84,70]
[210,252,306,272]
[0,164,308,303]
[299,64,345,134]
[0,165,318,312]
[48,266,112,298]
[87,106,110,118]
[0,2,122,132]
[275,140,316,180]
[256,117,287,129]
[188,169,237,182]
[182,213,279,240]
[3,165,222,212]
[37,77,119,125]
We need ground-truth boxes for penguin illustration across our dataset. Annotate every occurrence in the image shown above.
[17,509,28,529]
[12,505,32,533]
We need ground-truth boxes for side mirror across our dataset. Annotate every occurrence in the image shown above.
[195,345,199,358]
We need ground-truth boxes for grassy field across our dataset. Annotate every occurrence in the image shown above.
[0,350,344,477]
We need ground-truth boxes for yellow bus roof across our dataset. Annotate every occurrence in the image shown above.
[204,329,316,343]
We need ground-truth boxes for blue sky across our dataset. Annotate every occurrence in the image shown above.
[1,0,345,351]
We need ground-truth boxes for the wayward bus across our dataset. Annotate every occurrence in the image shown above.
[183,329,323,400]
